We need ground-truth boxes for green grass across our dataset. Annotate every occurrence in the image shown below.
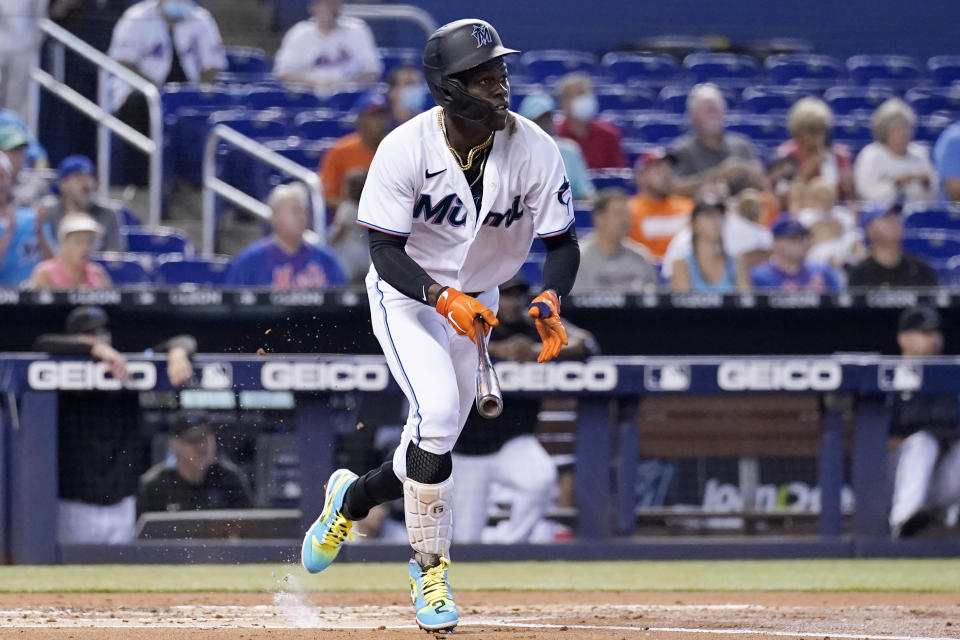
[1,560,960,593]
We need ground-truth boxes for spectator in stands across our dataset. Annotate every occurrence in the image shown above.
[854,99,937,206]
[48,155,125,252]
[777,97,854,202]
[572,188,657,293]
[518,93,595,200]
[555,72,627,169]
[33,305,196,544]
[386,65,425,129]
[670,197,741,293]
[0,0,48,119]
[627,148,694,259]
[453,276,597,544]
[28,213,112,289]
[329,169,370,283]
[0,153,49,286]
[273,0,382,88]
[0,125,47,209]
[137,412,253,517]
[0,109,48,170]
[794,178,865,275]
[318,92,389,211]
[670,83,766,197]
[932,120,960,203]
[225,182,346,289]
[748,214,841,292]
[847,203,938,288]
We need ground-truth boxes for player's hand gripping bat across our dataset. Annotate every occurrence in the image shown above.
[473,316,503,419]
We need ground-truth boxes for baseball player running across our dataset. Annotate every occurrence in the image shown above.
[300,18,580,633]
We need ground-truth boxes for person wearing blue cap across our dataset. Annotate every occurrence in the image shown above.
[847,203,938,288]
[47,155,125,252]
[749,213,841,292]
[518,93,595,201]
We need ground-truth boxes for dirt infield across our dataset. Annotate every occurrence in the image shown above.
[1,591,959,639]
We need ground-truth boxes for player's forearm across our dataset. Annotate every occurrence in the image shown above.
[368,230,440,304]
[540,228,580,298]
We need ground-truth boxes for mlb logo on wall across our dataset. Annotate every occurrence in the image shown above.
[201,363,233,389]
[878,363,923,392]
[644,364,691,391]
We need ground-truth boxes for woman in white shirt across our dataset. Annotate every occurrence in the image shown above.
[854,98,938,206]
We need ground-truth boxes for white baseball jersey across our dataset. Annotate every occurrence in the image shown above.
[273,17,382,85]
[107,0,227,110]
[358,106,574,294]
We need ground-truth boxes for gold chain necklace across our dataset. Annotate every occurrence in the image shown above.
[467,147,490,189]
[438,110,493,171]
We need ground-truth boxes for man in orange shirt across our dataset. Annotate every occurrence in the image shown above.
[627,149,694,259]
[318,92,390,211]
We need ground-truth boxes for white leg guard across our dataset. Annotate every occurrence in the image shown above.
[404,476,454,557]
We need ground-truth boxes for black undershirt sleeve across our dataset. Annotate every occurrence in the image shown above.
[32,334,95,356]
[540,227,580,298]
[368,229,439,304]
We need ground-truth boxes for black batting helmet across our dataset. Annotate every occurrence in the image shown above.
[423,19,519,122]
[65,306,109,335]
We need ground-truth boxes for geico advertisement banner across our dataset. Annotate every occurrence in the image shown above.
[494,361,618,392]
[260,361,390,391]
[717,359,842,391]
[28,361,157,390]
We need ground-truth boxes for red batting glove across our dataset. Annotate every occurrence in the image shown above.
[435,287,498,343]
[528,289,568,363]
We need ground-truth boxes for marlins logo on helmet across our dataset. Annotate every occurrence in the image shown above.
[471,24,492,47]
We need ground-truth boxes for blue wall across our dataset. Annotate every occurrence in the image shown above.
[367,0,960,59]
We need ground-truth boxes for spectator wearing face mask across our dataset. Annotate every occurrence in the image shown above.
[386,65,426,129]
[518,93,595,201]
[555,72,627,169]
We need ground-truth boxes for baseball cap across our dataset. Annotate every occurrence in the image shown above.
[860,201,903,230]
[771,213,810,238]
[354,92,388,115]
[65,306,109,335]
[57,213,102,242]
[170,412,213,439]
[634,147,677,171]
[0,127,28,151]
[57,155,95,182]
[898,306,941,333]
[518,93,555,121]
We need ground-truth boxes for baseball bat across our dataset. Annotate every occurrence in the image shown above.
[473,316,503,419]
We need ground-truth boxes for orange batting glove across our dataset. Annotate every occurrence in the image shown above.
[527,289,568,363]
[435,287,498,343]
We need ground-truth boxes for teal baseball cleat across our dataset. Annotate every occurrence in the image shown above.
[300,468,359,574]
[408,554,458,633]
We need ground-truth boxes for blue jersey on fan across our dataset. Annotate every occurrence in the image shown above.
[749,261,841,292]
[0,207,51,286]
[224,236,346,288]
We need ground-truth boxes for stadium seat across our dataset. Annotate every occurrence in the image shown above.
[831,115,873,147]
[124,226,194,257]
[682,53,761,86]
[905,87,960,116]
[846,55,923,85]
[155,254,231,285]
[209,109,290,141]
[724,114,789,142]
[945,254,960,286]
[244,85,324,111]
[574,207,594,230]
[587,168,634,192]
[596,86,657,112]
[93,252,152,285]
[823,86,896,115]
[294,109,354,140]
[630,112,687,143]
[162,83,237,115]
[902,229,960,268]
[322,88,376,111]
[600,53,681,86]
[517,255,544,288]
[915,114,952,145]
[379,47,421,75]
[741,85,803,114]
[622,139,665,169]
[928,56,960,87]
[167,105,228,182]
[764,54,844,84]
[266,137,337,169]
[519,50,599,83]
[904,203,960,232]
[224,46,270,74]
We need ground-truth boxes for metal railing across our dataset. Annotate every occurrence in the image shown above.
[342,4,437,40]
[32,19,163,226]
[202,125,327,257]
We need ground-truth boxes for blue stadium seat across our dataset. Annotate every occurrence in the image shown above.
[741,85,803,114]
[265,137,337,169]
[682,53,761,86]
[622,139,665,169]
[322,88,375,111]
[93,252,152,285]
[517,255,544,288]
[905,87,960,116]
[574,207,594,230]
[764,54,844,84]
[630,112,687,143]
[209,109,290,141]
[787,78,852,95]
[155,254,231,285]
[831,115,873,146]
[294,109,354,140]
[379,47,421,75]
[118,207,141,228]
[904,204,960,232]
[168,105,227,182]
[244,85,324,111]
[124,226,194,257]
[600,53,681,86]
[915,114,952,145]
[162,83,237,116]
[519,50,599,83]
[928,56,960,87]
[823,86,896,115]
[902,229,960,266]
[224,46,270,74]
[596,86,657,112]
[847,55,923,85]
[724,114,789,142]
[508,83,547,112]
[587,168,634,192]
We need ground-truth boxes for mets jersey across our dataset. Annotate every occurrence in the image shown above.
[357,106,574,294]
